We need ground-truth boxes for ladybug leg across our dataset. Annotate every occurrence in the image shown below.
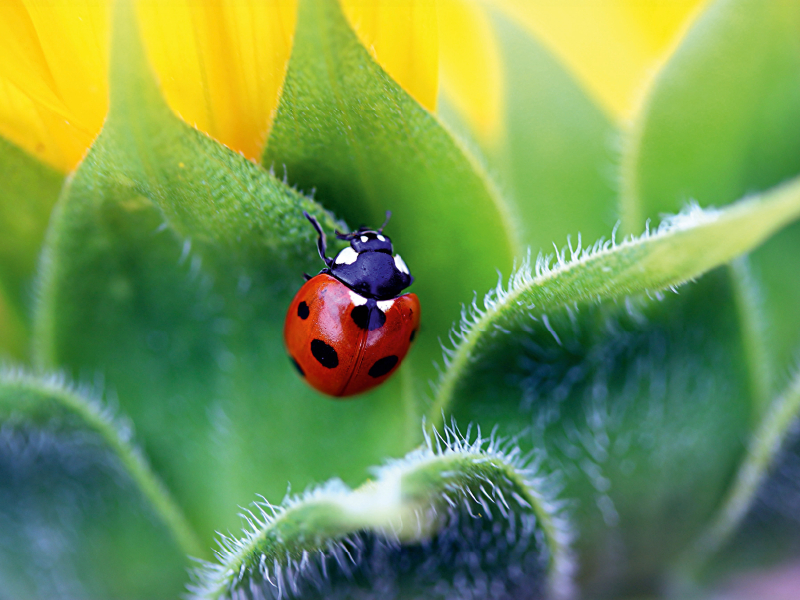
[303,211,333,267]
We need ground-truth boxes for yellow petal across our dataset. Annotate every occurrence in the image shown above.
[340,0,438,112]
[0,77,92,172]
[0,1,66,120]
[20,0,109,135]
[137,0,297,161]
[438,0,502,146]
[494,0,709,120]
[0,0,108,172]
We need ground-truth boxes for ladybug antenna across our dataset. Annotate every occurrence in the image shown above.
[378,211,392,233]
[303,211,333,267]
[332,211,391,240]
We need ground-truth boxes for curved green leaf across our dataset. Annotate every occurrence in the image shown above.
[32,0,421,546]
[622,0,800,226]
[448,271,753,594]
[190,425,572,600]
[485,8,618,252]
[701,435,800,584]
[432,176,800,417]
[0,137,63,358]
[0,369,194,599]
[430,177,800,593]
[680,371,800,574]
[104,0,341,263]
[0,290,26,361]
[621,0,800,379]
[264,0,519,384]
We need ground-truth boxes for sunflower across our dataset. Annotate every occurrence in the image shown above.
[2,1,800,599]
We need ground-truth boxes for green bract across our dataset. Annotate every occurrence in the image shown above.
[2,0,800,598]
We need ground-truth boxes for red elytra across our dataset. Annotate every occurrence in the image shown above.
[285,211,420,398]
[285,274,420,397]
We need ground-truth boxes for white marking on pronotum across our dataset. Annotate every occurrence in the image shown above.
[377,299,395,312]
[360,235,369,243]
[377,234,386,242]
[349,290,368,306]
[335,247,358,265]
[394,254,409,274]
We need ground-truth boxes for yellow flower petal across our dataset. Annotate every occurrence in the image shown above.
[340,0,438,112]
[494,0,709,120]
[0,0,106,171]
[20,0,109,135]
[438,0,502,146]
[0,77,92,172]
[0,0,66,120]
[137,0,297,161]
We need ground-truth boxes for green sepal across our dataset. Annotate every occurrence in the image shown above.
[31,0,418,548]
[621,0,800,379]
[430,177,800,593]
[264,0,520,385]
[190,424,573,600]
[433,175,800,414]
[0,137,63,359]
[486,8,618,252]
[0,368,195,599]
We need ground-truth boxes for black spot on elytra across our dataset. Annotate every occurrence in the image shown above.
[351,305,386,331]
[409,329,417,343]
[290,356,305,377]
[311,339,339,368]
[297,301,310,319]
[368,355,398,378]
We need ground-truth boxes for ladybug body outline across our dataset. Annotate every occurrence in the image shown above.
[284,212,420,397]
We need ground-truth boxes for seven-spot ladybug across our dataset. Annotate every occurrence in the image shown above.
[284,211,420,397]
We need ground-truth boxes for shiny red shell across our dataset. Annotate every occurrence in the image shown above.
[284,273,420,397]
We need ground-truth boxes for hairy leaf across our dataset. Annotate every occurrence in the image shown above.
[433,176,800,415]
[32,0,416,546]
[0,369,194,599]
[431,177,800,593]
[264,0,519,385]
[621,0,800,380]
[619,2,800,579]
[190,425,572,600]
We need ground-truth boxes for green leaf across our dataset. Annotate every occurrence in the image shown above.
[189,426,572,600]
[679,370,800,574]
[621,0,800,223]
[0,369,195,598]
[32,0,421,548]
[485,8,618,252]
[104,0,342,266]
[264,0,519,384]
[0,137,63,358]
[749,220,800,390]
[0,289,26,361]
[433,175,800,416]
[430,177,800,592]
[700,437,800,584]
[621,0,800,379]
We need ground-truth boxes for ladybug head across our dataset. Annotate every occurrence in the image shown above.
[302,210,413,300]
[335,213,394,254]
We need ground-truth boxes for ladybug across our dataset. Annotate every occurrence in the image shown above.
[284,211,420,397]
